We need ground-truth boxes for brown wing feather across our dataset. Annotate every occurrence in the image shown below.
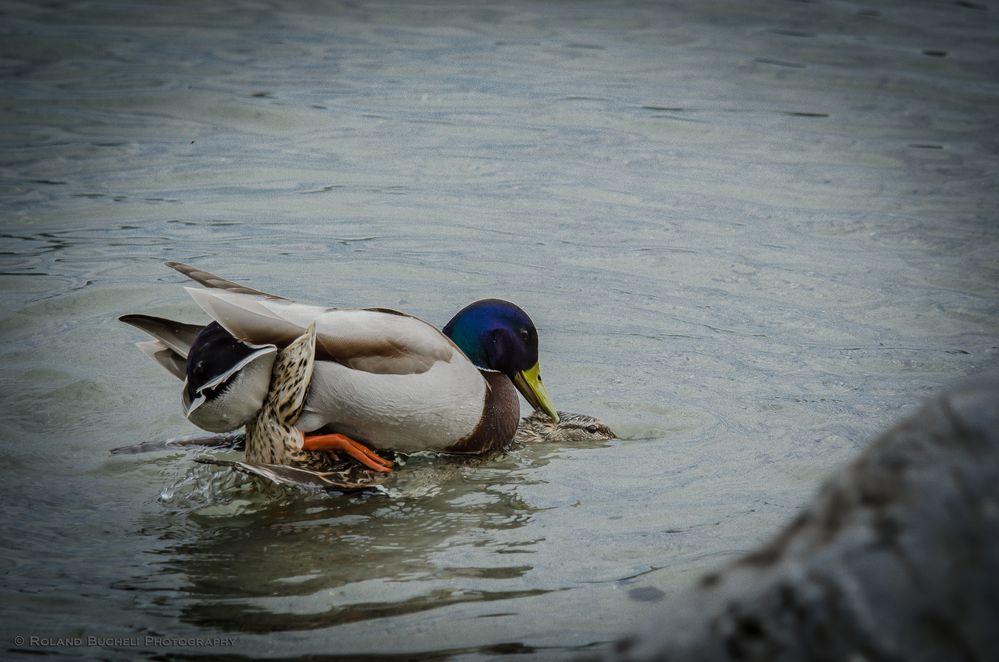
[194,458,380,492]
[314,333,441,373]
[166,262,288,299]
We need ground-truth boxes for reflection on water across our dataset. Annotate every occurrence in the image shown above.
[168,475,545,634]
[129,451,568,654]
[2,0,998,658]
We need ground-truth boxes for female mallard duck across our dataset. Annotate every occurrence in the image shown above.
[512,410,616,445]
[112,406,617,493]
[120,262,559,472]
[112,410,617,455]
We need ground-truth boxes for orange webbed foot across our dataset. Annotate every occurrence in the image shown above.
[301,432,394,473]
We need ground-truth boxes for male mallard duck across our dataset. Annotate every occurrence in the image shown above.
[120,262,558,472]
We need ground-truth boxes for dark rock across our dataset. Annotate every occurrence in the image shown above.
[611,371,999,662]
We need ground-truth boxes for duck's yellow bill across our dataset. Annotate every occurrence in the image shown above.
[513,362,560,424]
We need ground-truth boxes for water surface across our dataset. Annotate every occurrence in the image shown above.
[2,0,997,658]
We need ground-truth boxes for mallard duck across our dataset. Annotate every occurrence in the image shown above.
[512,410,616,444]
[201,407,617,494]
[112,411,616,454]
[120,262,559,472]
[112,348,612,493]
[112,408,617,494]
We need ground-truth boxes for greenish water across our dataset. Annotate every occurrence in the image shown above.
[1,0,997,658]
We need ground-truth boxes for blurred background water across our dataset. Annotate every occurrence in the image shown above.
[1,0,997,658]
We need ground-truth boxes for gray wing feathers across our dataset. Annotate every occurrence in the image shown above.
[166,262,287,299]
[119,314,204,358]
[135,340,188,380]
[185,286,305,347]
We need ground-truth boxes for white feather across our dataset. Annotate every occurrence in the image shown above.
[298,358,486,452]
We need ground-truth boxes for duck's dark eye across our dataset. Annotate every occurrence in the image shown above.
[586,425,599,434]
[518,328,530,341]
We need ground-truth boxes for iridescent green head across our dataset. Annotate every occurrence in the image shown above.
[443,299,559,423]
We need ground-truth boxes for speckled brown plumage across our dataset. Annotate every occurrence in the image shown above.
[243,321,391,474]
[244,322,315,466]
[511,410,616,445]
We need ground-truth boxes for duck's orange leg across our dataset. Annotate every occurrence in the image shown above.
[301,432,394,473]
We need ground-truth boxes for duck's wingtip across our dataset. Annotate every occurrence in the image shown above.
[135,339,187,380]
[169,262,284,299]
[165,260,194,275]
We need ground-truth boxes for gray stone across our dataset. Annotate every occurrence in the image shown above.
[611,371,999,662]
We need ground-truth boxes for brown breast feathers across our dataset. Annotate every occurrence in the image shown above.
[445,371,520,455]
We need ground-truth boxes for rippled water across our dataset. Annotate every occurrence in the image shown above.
[2,0,997,658]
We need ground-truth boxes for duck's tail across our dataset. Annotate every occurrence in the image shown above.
[119,314,204,380]
[119,260,281,380]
